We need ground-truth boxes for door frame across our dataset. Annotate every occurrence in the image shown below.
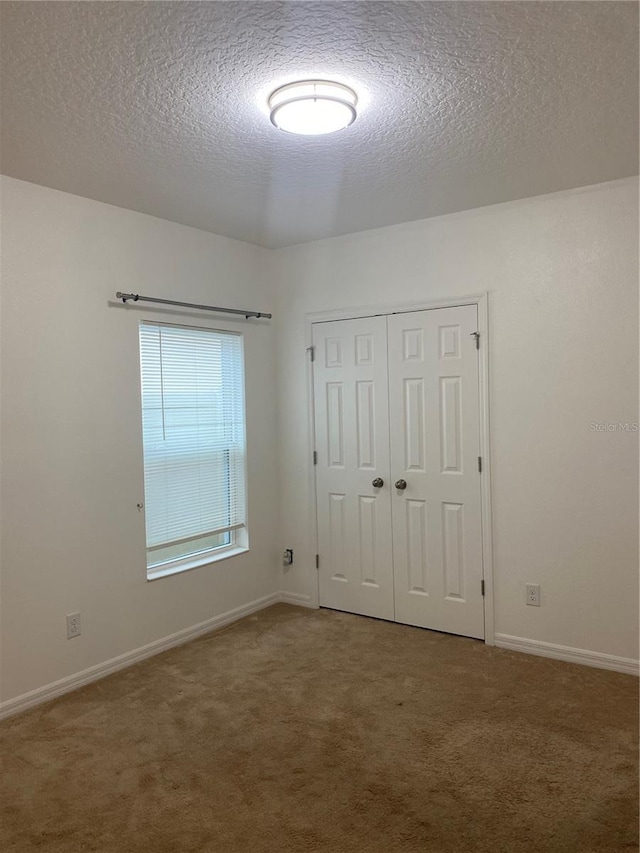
[305,293,495,646]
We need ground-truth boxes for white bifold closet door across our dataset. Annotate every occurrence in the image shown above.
[313,305,484,640]
[313,316,395,620]
[387,306,484,639]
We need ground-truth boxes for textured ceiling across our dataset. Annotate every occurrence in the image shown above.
[1,2,638,248]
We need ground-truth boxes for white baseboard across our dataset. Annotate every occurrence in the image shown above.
[10,601,631,722]
[279,591,315,608]
[0,592,281,721]
[495,633,639,676]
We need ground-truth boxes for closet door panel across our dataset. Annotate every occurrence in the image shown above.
[313,316,394,620]
[388,306,484,639]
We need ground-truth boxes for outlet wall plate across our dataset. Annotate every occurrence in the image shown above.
[66,612,81,638]
[525,584,540,607]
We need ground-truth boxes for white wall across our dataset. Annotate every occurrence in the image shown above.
[274,177,639,661]
[2,175,637,710]
[0,177,279,704]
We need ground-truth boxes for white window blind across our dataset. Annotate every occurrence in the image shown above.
[139,323,246,560]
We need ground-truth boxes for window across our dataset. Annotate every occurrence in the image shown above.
[139,322,247,578]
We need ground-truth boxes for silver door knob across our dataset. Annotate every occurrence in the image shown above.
[395,479,407,490]
[372,477,384,488]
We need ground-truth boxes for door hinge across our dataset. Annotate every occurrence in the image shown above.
[313,450,318,465]
[471,331,480,349]
[478,456,482,473]
[315,554,320,569]
[481,579,485,596]
[308,346,316,362]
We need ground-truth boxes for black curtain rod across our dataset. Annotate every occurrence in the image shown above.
[116,292,272,320]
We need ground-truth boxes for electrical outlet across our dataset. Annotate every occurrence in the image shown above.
[283,549,293,566]
[66,612,81,639]
[525,584,540,607]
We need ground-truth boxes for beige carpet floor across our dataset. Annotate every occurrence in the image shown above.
[1,604,638,852]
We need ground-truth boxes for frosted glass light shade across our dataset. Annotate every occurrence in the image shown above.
[269,80,358,135]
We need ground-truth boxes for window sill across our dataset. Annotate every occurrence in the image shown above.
[146,545,249,582]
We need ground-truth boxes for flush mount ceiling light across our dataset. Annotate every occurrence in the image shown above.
[268,80,358,136]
